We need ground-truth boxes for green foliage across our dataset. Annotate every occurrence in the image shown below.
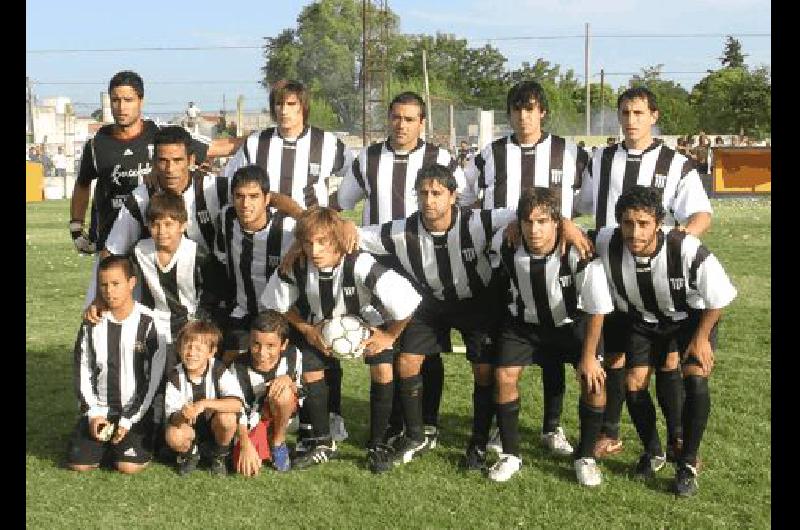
[90,108,103,121]
[307,94,340,130]
[626,65,698,135]
[719,36,747,68]
[690,66,771,138]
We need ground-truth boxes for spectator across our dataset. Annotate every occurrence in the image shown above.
[28,146,41,162]
[693,134,710,174]
[714,136,725,147]
[54,147,69,179]
[186,102,199,134]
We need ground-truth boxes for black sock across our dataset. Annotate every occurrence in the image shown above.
[298,402,313,443]
[542,362,565,433]
[602,367,625,438]
[368,381,394,447]
[303,379,331,442]
[576,401,605,459]
[656,369,684,444]
[325,360,343,416]
[387,364,404,434]
[212,441,230,457]
[626,389,662,457]
[496,399,521,456]
[399,374,424,442]
[471,383,493,448]
[422,354,444,427]
[680,375,710,466]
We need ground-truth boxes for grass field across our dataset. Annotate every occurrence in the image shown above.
[26,198,770,528]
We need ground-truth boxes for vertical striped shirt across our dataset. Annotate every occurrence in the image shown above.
[594,227,737,323]
[337,139,475,225]
[73,302,166,431]
[164,358,244,422]
[464,133,588,216]
[231,349,303,428]
[576,140,712,229]
[216,206,296,319]
[358,206,517,302]
[263,251,421,325]
[489,232,614,326]
[222,126,346,208]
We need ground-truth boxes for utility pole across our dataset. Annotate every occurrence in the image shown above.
[362,0,367,146]
[600,68,605,136]
[422,49,432,138]
[27,77,35,144]
[584,23,591,136]
[236,95,244,137]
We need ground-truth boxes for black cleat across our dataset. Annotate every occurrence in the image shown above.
[674,463,699,497]
[209,454,229,476]
[632,452,665,481]
[293,443,336,470]
[367,444,394,474]
[461,444,487,472]
[176,447,200,477]
[391,435,430,466]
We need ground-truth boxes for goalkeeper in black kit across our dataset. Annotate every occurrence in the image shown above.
[262,206,421,473]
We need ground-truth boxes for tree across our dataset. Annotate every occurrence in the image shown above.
[90,108,103,121]
[719,36,747,68]
[690,65,770,138]
[626,65,698,135]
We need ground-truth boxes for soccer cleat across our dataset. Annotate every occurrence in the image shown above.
[674,463,699,497]
[593,435,624,459]
[292,443,336,469]
[461,444,487,472]
[367,444,394,474]
[488,454,523,482]
[486,427,502,454]
[574,457,602,487]
[632,452,666,481]
[176,445,200,477]
[541,426,574,456]
[384,427,404,449]
[329,413,349,442]
[271,443,291,472]
[209,454,229,476]
[423,425,439,450]
[391,435,430,466]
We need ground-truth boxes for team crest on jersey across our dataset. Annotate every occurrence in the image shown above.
[462,248,477,261]
[653,174,667,188]
[309,163,321,177]
[147,144,155,159]
[268,255,281,268]
[343,286,356,297]
[669,278,685,290]
[197,210,211,223]
[559,275,573,288]
[550,169,563,185]
[134,340,146,353]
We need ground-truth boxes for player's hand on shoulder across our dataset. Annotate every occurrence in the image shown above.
[560,218,593,259]
[84,299,106,325]
[360,327,393,357]
[69,221,96,255]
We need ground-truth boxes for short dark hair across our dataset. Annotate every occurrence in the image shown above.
[614,185,666,224]
[517,187,561,225]
[231,164,270,195]
[98,254,135,279]
[388,92,426,119]
[414,164,457,193]
[176,319,222,357]
[153,125,193,157]
[250,310,289,339]
[617,87,658,112]
[109,70,144,99]
[507,80,549,114]
[147,192,188,224]
[269,79,310,125]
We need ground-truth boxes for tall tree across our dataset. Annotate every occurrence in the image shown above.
[719,36,747,68]
[690,65,770,137]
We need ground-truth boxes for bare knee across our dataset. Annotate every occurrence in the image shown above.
[495,366,522,402]
[626,366,653,391]
[370,363,393,384]
[398,354,424,378]
[165,425,193,453]
[302,370,325,384]
[66,463,98,472]
[115,461,148,474]
[661,351,680,371]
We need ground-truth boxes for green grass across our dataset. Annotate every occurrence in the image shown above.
[26,199,770,528]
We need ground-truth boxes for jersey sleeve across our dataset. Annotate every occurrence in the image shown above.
[357,224,390,255]
[574,150,597,216]
[164,371,185,421]
[337,151,367,210]
[688,248,737,310]
[104,204,142,255]
[359,255,421,321]
[671,168,713,223]
[574,251,615,315]
[220,144,248,180]
[453,163,476,207]
[76,139,99,185]
[73,323,107,418]
[119,318,166,430]
[260,266,300,313]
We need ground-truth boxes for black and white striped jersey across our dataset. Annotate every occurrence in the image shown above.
[105,170,229,255]
[464,133,588,216]
[594,227,737,324]
[73,302,166,430]
[575,140,712,229]
[78,120,211,249]
[231,348,303,428]
[133,235,222,341]
[222,126,346,208]
[216,207,296,319]
[337,139,475,225]
[263,251,421,325]
[358,206,517,302]
[164,357,244,422]
[489,232,614,327]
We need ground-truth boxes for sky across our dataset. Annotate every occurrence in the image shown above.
[26,0,770,118]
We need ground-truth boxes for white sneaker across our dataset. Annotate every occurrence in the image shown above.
[541,426,574,456]
[488,454,522,482]
[574,457,602,486]
[423,425,439,450]
[486,427,502,454]
[329,413,349,442]
[651,453,667,472]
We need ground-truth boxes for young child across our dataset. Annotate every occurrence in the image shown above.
[66,255,166,474]
[164,320,244,476]
[230,310,303,475]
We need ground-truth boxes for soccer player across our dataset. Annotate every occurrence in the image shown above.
[230,310,304,475]
[263,207,421,474]
[487,187,613,485]
[215,165,296,365]
[593,186,736,495]
[66,255,166,474]
[575,87,713,460]
[337,91,476,444]
[164,320,244,476]
[357,164,516,471]
[465,80,593,457]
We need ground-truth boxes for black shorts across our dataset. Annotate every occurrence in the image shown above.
[626,310,719,368]
[398,295,500,364]
[67,415,153,466]
[495,314,603,367]
[222,314,253,353]
[295,327,394,373]
[602,310,629,356]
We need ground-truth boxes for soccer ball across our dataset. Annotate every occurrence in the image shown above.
[320,315,371,359]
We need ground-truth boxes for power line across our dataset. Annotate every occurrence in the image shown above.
[26,45,262,54]
[31,80,262,85]
[472,32,770,42]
